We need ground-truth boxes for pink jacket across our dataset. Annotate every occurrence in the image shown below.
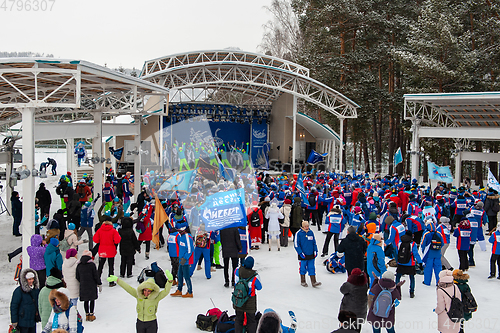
[435,271,461,333]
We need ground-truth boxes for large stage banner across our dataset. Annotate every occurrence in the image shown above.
[199,188,247,231]
[251,121,268,169]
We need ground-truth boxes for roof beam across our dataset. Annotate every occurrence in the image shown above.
[418,126,500,140]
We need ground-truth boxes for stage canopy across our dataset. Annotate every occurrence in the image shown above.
[287,112,341,143]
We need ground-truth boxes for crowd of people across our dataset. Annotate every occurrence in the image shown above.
[8,160,499,333]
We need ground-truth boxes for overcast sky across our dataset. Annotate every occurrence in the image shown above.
[1,0,273,70]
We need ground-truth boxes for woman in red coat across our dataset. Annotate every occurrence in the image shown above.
[138,202,153,260]
[93,220,121,286]
[247,201,263,250]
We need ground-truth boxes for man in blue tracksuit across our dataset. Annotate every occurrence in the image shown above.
[294,221,321,287]
[421,221,443,286]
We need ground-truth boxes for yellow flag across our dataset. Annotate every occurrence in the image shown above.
[152,196,169,250]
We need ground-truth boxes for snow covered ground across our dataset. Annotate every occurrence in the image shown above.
[0,149,499,332]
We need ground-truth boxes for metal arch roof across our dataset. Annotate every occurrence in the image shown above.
[404,92,500,127]
[140,50,359,119]
[0,58,169,125]
[287,112,341,143]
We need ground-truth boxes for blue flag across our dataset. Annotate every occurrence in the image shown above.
[394,147,403,166]
[296,172,309,204]
[159,169,197,193]
[199,188,247,231]
[427,161,453,183]
[307,150,328,165]
[218,162,237,182]
[108,147,124,161]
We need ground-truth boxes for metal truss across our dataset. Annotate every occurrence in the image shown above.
[141,50,358,119]
[0,59,169,126]
[141,50,310,78]
[404,100,458,128]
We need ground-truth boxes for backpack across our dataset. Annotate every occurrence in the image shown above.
[372,285,394,318]
[231,272,257,308]
[59,234,72,253]
[308,194,316,207]
[196,314,218,331]
[65,306,84,333]
[137,267,155,283]
[250,209,260,227]
[196,232,209,248]
[439,286,464,323]
[430,231,442,250]
[135,217,146,234]
[462,288,478,313]
[398,241,412,264]
[442,205,450,218]
[493,201,500,213]
[215,311,236,333]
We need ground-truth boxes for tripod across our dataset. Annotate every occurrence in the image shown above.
[0,186,10,216]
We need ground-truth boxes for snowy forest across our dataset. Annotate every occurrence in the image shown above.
[260,0,500,184]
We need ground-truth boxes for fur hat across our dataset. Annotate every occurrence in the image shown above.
[65,248,77,259]
[257,309,281,333]
[453,269,470,281]
[382,271,395,281]
[347,268,368,286]
[49,288,71,311]
[372,232,384,243]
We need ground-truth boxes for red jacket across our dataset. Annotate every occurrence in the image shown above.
[77,185,92,202]
[93,223,121,258]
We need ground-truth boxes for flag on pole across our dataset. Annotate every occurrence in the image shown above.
[152,196,169,250]
[306,150,328,165]
[108,147,124,160]
[296,172,309,204]
[488,168,500,192]
[394,147,403,166]
[427,161,454,183]
[159,169,197,193]
[199,188,247,231]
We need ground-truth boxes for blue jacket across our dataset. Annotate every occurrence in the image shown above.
[43,243,63,276]
[421,223,444,261]
[80,205,95,228]
[167,231,180,257]
[324,212,347,234]
[405,215,424,233]
[367,238,386,279]
[452,198,468,216]
[294,228,318,259]
[454,226,471,251]
[489,230,500,255]
[178,232,194,265]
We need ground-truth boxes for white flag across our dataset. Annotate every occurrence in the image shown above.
[488,168,500,192]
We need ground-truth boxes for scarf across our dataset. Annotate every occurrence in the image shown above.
[51,303,66,330]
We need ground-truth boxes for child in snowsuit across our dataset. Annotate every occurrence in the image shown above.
[396,230,422,298]
[294,221,321,287]
[421,221,444,286]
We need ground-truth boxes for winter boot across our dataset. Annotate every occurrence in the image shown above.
[109,281,116,287]
[182,292,193,298]
[170,290,183,297]
[172,279,178,286]
[88,313,96,322]
[86,314,90,321]
[300,275,308,287]
[211,266,216,272]
[197,264,202,271]
[310,275,322,287]
[145,252,150,260]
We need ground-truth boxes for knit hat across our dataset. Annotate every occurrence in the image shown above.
[68,223,75,230]
[82,250,92,258]
[347,226,356,234]
[65,248,77,259]
[452,269,470,281]
[369,212,377,220]
[382,271,395,281]
[50,268,63,279]
[264,197,270,202]
[354,206,361,213]
[372,232,384,244]
[440,216,450,224]
[476,201,484,208]
[385,216,395,225]
[243,256,254,269]
[25,272,35,279]
[439,269,453,280]
[284,199,292,205]
[366,223,377,235]
[347,268,368,286]
[50,238,59,246]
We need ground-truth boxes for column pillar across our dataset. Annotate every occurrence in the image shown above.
[455,150,462,188]
[66,138,74,178]
[93,112,103,204]
[339,118,344,172]
[411,119,420,181]
[332,139,336,172]
[292,96,297,173]
[134,119,142,200]
[20,107,35,270]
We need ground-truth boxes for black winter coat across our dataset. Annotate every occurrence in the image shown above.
[10,268,40,328]
[119,218,140,256]
[66,194,81,218]
[260,202,270,231]
[75,255,101,301]
[484,194,500,217]
[220,227,242,258]
[11,196,22,218]
[290,197,303,229]
[234,266,258,313]
[339,281,369,322]
[36,187,52,207]
[337,233,367,273]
